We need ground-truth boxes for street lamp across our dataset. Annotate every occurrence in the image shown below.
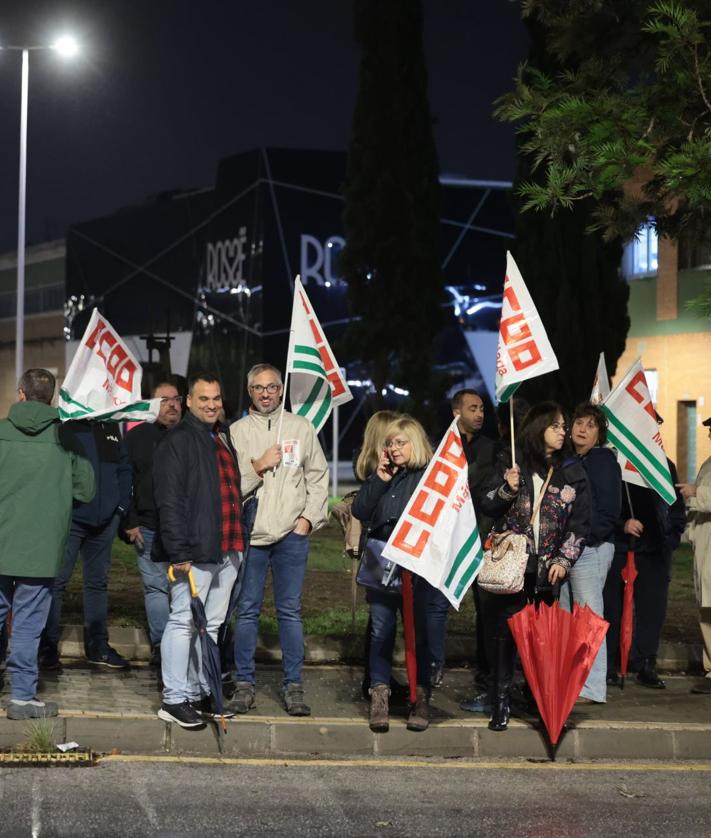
[0,35,79,383]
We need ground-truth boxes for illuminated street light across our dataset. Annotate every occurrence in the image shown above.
[1,36,80,382]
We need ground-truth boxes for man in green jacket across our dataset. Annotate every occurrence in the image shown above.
[0,368,95,720]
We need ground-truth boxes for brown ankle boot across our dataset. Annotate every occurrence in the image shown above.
[369,683,390,733]
[406,686,430,732]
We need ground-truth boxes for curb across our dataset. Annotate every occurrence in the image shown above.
[65,626,704,673]
[2,712,710,762]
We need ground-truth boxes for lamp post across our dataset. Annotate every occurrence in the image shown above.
[1,35,79,384]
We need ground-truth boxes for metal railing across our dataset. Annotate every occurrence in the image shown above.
[0,283,64,319]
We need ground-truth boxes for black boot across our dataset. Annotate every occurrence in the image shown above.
[488,635,516,732]
[637,656,666,689]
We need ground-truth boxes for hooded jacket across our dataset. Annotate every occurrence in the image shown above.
[230,408,329,546]
[0,401,95,577]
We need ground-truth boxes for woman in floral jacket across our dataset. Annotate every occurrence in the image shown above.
[476,402,591,732]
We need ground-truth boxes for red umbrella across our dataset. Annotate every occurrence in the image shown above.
[400,570,418,704]
[508,601,608,747]
[619,548,638,689]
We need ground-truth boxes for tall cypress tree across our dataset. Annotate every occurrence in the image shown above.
[340,0,445,418]
[507,16,630,409]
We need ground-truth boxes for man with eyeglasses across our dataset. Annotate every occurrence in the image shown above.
[228,363,329,717]
[124,381,183,662]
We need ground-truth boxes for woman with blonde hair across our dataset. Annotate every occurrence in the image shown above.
[353,414,436,733]
[354,411,400,482]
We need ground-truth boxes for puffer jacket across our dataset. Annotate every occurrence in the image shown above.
[230,408,329,546]
[480,448,591,587]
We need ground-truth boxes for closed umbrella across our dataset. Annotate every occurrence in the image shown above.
[168,566,228,732]
[619,546,638,690]
[508,601,608,749]
[401,571,418,704]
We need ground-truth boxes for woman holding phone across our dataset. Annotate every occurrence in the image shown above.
[352,415,435,733]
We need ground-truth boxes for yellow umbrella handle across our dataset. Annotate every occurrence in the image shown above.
[167,565,199,598]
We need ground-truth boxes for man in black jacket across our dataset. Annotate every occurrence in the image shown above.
[124,381,182,662]
[604,454,686,688]
[447,390,496,696]
[153,374,244,729]
[41,420,132,670]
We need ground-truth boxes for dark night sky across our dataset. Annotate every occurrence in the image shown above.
[0,1,528,253]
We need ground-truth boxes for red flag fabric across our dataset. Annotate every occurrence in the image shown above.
[620,550,638,682]
[507,601,608,746]
[401,571,418,704]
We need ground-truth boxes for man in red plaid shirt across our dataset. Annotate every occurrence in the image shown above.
[152,374,245,730]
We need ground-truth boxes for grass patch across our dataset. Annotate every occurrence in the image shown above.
[23,718,57,753]
[60,519,700,643]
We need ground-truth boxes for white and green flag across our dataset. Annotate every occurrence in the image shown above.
[495,251,559,402]
[601,359,675,505]
[285,277,352,432]
[59,309,159,423]
[382,419,483,609]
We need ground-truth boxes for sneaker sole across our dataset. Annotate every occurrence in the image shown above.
[157,709,206,728]
[7,707,59,720]
[285,708,311,717]
[87,659,130,670]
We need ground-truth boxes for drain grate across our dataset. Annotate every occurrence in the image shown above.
[0,750,96,766]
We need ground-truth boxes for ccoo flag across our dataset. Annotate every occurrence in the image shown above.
[495,251,559,402]
[286,277,353,432]
[601,359,675,504]
[590,352,611,405]
[381,419,483,609]
[59,309,159,423]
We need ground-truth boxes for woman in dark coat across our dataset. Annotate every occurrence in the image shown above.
[353,415,434,734]
[477,401,591,731]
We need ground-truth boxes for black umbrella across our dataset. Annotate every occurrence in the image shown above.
[169,566,227,732]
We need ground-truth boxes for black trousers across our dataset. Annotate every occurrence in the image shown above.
[477,575,556,696]
[603,548,672,669]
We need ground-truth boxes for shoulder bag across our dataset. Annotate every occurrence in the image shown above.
[477,466,553,595]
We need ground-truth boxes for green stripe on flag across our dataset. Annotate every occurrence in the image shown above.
[311,387,332,430]
[498,383,519,404]
[606,426,675,505]
[293,360,326,376]
[453,550,484,599]
[59,388,92,415]
[602,408,675,504]
[444,528,481,589]
[297,378,326,418]
[294,344,322,360]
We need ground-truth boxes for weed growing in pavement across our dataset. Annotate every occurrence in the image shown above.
[23,717,57,752]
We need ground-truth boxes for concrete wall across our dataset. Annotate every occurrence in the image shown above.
[615,268,711,479]
[0,313,66,416]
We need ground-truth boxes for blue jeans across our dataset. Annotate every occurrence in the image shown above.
[234,531,309,688]
[424,584,450,667]
[134,528,169,647]
[161,555,240,704]
[44,515,120,655]
[0,577,53,700]
[366,579,432,689]
[560,541,614,702]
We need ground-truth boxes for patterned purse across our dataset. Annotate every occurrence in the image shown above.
[477,467,553,595]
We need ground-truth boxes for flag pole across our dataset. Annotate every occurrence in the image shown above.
[509,395,516,469]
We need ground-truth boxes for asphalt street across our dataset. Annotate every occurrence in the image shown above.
[1,757,710,837]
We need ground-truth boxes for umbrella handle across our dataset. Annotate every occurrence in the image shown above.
[167,565,199,598]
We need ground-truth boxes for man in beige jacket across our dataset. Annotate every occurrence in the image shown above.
[228,363,329,716]
[679,416,711,695]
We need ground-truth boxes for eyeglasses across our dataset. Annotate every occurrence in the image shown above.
[385,438,410,450]
[250,383,281,394]
[160,396,183,405]
[548,422,568,433]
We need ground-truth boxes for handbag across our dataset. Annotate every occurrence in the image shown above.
[477,467,553,595]
[356,537,402,594]
[330,491,362,558]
